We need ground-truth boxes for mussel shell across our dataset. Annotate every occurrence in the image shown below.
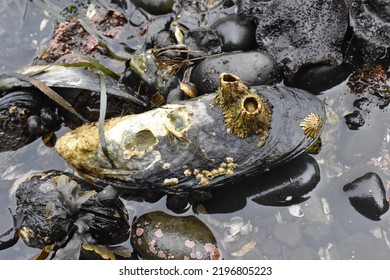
[0,90,45,151]
[14,170,130,248]
[56,81,325,197]
[0,65,141,106]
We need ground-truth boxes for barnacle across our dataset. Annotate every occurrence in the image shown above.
[215,73,272,142]
[300,113,324,139]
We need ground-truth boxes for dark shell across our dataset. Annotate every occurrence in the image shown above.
[130,211,221,260]
[0,90,48,152]
[55,74,325,198]
[190,51,281,95]
[0,66,136,104]
[252,0,348,78]
[343,172,389,221]
[14,170,130,248]
[210,14,258,52]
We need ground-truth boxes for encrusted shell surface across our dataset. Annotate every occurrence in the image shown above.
[130,211,221,260]
[55,73,325,196]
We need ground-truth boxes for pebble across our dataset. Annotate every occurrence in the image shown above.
[272,223,301,248]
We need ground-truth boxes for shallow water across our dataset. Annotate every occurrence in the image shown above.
[1,0,390,260]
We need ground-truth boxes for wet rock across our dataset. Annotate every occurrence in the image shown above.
[132,0,174,15]
[190,51,280,95]
[210,14,257,52]
[250,153,320,206]
[344,111,365,130]
[290,246,319,260]
[337,232,390,259]
[130,211,221,260]
[343,172,389,221]
[184,29,222,58]
[251,0,348,79]
[299,195,333,226]
[272,222,301,248]
[286,63,354,94]
[302,222,331,245]
[349,0,390,48]
[261,238,282,257]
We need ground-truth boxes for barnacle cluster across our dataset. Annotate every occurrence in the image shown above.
[182,157,238,186]
[215,73,272,144]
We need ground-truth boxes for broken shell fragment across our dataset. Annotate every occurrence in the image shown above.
[55,73,325,196]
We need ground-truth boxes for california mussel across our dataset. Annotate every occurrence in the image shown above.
[55,73,325,198]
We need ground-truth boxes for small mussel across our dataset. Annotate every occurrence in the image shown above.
[0,65,145,151]
[0,89,60,152]
[56,73,325,198]
[120,50,180,107]
[11,170,130,249]
[130,211,221,260]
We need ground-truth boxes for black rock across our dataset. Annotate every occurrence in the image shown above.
[251,0,348,79]
[132,0,174,15]
[286,63,354,94]
[184,29,222,58]
[349,0,390,48]
[190,51,280,95]
[343,172,389,221]
[344,111,365,130]
[210,14,258,52]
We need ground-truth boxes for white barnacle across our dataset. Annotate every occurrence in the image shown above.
[162,163,171,170]
[163,178,179,186]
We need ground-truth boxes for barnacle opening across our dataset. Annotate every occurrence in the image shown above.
[243,96,259,113]
[215,73,272,142]
[222,73,239,83]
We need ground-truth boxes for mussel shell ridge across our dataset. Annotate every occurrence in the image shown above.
[55,76,325,195]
